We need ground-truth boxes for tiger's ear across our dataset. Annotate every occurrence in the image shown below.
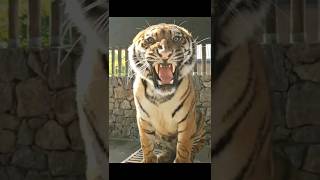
[132,29,145,43]
[178,26,193,38]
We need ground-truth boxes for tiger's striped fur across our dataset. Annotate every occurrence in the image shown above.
[64,0,108,179]
[213,0,273,179]
[128,23,206,163]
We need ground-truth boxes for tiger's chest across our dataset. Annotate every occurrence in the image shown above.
[133,76,192,135]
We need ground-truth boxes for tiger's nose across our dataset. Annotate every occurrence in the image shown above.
[158,49,173,60]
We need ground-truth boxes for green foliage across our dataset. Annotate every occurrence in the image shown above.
[109,49,128,77]
[0,0,51,47]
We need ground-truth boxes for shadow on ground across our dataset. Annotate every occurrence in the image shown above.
[109,138,211,163]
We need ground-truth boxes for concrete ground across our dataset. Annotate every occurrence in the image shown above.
[109,138,211,163]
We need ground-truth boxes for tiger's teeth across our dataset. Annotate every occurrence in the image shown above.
[170,80,174,84]
[172,64,175,73]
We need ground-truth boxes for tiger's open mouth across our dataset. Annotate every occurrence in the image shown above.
[154,63,176,85]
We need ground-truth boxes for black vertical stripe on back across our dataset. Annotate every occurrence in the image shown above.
[82,107,108,154]
[234,112,270,180]
[136,97,150,118]
[172,83,191,118]
[222,56,253,122]
[212,67,256,156]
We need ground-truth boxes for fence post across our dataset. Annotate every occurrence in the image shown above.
[125,49,128,76]
[51,0,61,47]
[202,44,206,75]
[118,48,122,77]
[8,0,19,48]
[28,0,41,48]
[205,44,211,75]
[111,48,115,77]
[263,0,277,44]
[290,0,305,43]
[318,0,320,42]
[196,45,202,75]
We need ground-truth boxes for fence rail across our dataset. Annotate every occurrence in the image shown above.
[262,0,320,44]
[108,44,211,77]
[2,1,320,47]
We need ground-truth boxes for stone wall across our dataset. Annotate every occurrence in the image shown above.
[0,48,86,180]
[264,44,320,178]
[108,75,212,145]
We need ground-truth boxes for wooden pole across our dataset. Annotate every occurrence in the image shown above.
[8,0,19,48]
[28,0,41,48]
[51,0,61,47]
[264,0,277,44]
[290,0,305,43]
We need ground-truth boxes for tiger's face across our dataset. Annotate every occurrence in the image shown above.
[128,23,195,96]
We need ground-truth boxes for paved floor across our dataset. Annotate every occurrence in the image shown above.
[109,138,211,163]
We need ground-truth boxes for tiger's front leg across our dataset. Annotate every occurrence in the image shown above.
[174,110,196,163]
[137,116,157,163]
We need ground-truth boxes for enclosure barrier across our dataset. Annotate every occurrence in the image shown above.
[263,0,320,44]
[4,1,320,47]
[108,44,211,77]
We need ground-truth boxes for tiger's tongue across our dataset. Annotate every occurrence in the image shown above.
[158,66,173,84]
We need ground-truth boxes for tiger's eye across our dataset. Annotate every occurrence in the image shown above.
[145,37,155,44]
[173,36,182,42]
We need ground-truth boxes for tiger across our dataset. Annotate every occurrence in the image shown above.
[128,23,206,163]
[212,0,274,179]
[64,0,108,179]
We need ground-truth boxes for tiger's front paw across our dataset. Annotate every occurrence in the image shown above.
[143,154,157,163]
[174,157,192,163]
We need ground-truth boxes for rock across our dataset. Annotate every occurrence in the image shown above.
[35,120,69,150]
[54,88,77,125]
[0,154,11,165]
[28,117,48,129]
[0,83,13,112]
[120,100,131,109]
[48,151,86,176]
[271,93,286,126]
[283,144,307,169]
[200,88,211,102]
[68,121,84,151]
[109,87,113,97]
[0,49,30,82]
[0,113,20,130]
[130,101,136,109]
[287,44,315,64]
[114,86,128,99]
[292,169,320,180]
[127,93,134,101]
[27,51,46,80]
[264,45,289,91]
[286,83,320,128]
[25,171,52,180]
[292,126,320,143]
[113,109,124,116]
[0,130,15,153]
[294,61,320,82]
[11,146,46,170]
[200,75,211,82]
[192,76,202,91]
[303,145,320,174]
[17,120,34,145]
[109,103,114,110]
[0,167,8,180]
[48,49,75,89]
[124,110,135,117]
[6,166,24,180]
[16,78,51,117]
[54,177,85,180]
[203,81,211,88]
[272,126,290,142]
